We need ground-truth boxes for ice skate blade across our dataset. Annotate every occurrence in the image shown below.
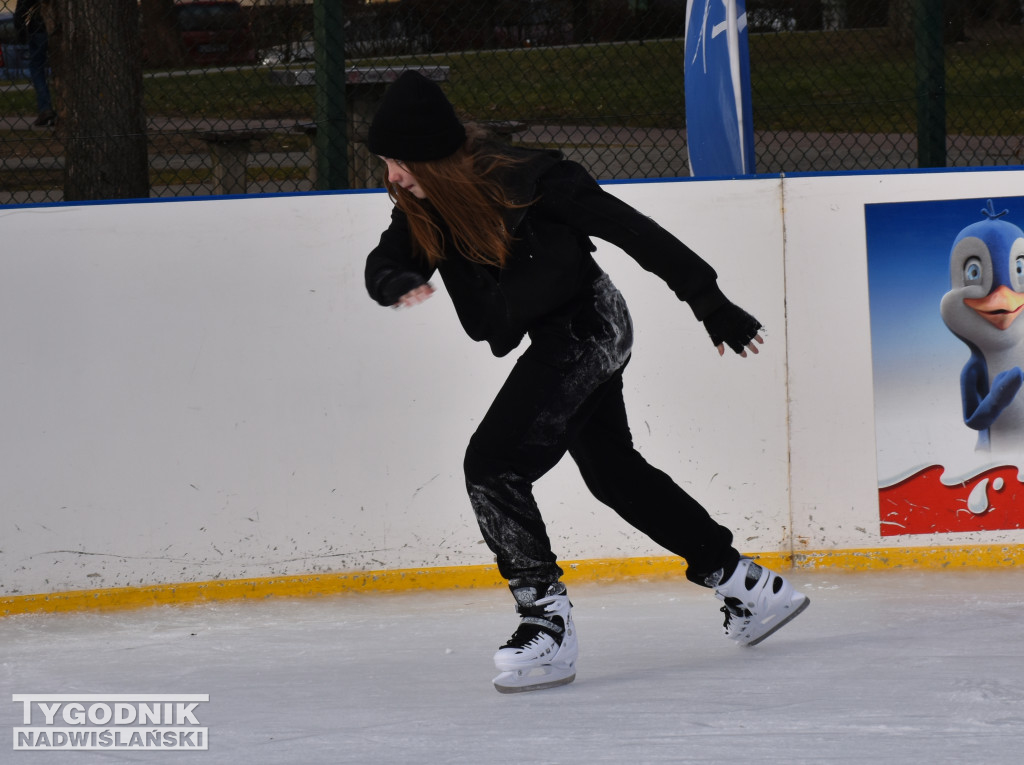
[492,667,576,694]
[741,595,810,647]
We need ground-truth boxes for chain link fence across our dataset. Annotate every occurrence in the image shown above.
[1,0,1022,204]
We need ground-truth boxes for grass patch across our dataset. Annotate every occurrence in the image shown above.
[0,164,311,195]
[4,27,1022,135]
[136,27,1024,136]
[3,25,1023,196]
[0,167,62,192]
[150,164,310,187]
[750,27,1024,135]
[144,68,316,120]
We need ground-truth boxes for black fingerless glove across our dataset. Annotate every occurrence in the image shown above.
[377,270,427,307]
[702,302,763,354]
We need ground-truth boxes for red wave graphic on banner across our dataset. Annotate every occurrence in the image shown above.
[879,465,1024,536]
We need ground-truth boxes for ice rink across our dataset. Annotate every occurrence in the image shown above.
[3,568,1023,764]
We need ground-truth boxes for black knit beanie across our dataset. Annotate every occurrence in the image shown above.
[367,71,466,161]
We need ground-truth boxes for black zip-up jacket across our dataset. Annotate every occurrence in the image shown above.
[365,147,729,357]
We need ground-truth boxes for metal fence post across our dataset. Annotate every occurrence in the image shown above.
[313,0,348,189]
[914,0,946,168]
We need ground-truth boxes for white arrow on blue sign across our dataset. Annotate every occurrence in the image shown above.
[684,0,756,176]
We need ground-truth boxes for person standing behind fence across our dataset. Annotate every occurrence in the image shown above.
[15,0,55,127]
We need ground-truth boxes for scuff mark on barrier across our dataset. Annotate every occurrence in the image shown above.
[411,473,441,500]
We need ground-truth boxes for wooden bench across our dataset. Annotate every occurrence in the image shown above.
[199,130,256,195]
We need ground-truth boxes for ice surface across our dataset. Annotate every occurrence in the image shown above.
[3,569,1023,764]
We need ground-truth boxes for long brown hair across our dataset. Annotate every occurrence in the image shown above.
[384,125,529,269]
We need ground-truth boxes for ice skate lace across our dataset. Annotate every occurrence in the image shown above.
[504,600,566,650]
[502,622,553,650]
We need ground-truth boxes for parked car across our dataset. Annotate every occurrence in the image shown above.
[745,0,823,33]
[0,11,31,81]
[259,18,431,67]
[175,1,256,66]
[259,32,314,67]
[343,12,431,57]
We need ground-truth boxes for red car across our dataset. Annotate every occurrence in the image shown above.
[175,1,256,66]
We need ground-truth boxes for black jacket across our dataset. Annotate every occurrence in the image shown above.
[365,147,728,357]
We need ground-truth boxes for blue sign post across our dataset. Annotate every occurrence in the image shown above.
[684,0,756,176]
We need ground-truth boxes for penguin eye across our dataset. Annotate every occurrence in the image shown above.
[963,257,983,284]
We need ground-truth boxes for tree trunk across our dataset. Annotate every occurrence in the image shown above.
[43,0,149,201]
[140,0,185,68]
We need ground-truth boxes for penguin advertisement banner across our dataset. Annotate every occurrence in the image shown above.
[866,196,1024,537]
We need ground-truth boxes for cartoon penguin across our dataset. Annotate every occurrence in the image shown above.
[940,200,1024,452]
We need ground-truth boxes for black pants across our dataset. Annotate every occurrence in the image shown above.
[463,274,738,591]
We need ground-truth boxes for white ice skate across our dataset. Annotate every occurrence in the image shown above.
[714,558,809,646]
[493,582,578,693]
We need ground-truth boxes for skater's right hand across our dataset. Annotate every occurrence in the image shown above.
[393,283,435,309]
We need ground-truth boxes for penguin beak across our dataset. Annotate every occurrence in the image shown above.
[964,284,1024,330]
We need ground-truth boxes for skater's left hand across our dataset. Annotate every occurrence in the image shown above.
[703,301,764,358]
[717,334,764,358]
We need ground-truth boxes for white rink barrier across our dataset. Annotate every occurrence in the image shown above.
[3,168,1024,603]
